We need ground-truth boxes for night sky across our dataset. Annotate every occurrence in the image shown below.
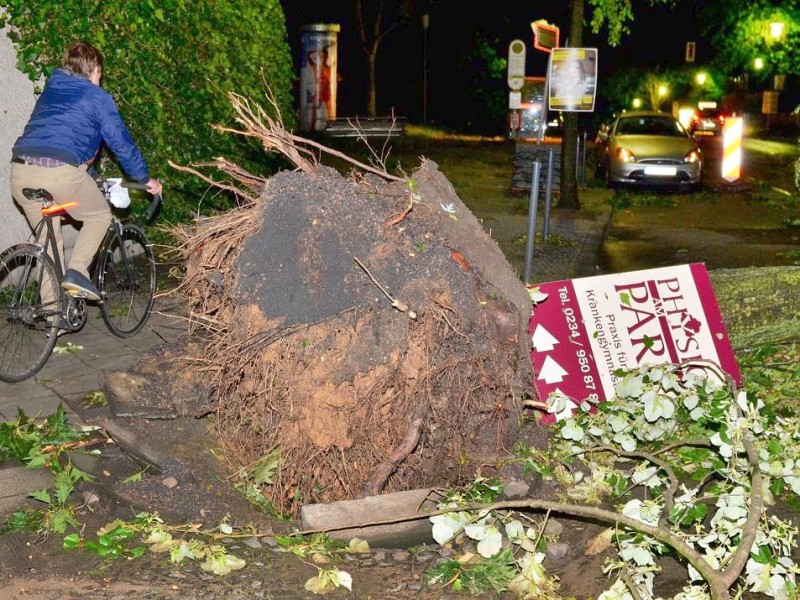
[280,1,704,125]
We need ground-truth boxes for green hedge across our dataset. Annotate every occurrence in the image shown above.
[2,0,296,220]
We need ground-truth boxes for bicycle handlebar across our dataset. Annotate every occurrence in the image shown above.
[120,181,163,222]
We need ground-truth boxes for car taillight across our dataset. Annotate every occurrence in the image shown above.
[617,147,636,162]
[684,149,701,163]
[718,114,726,124]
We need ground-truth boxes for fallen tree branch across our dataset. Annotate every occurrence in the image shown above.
[39,436,111,456]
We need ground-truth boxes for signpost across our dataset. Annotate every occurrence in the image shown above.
[507,39,526,91]
[529,264,741,423]
[507,40,526,139]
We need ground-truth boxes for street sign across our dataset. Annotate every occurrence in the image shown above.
[507,39,526,91]
[531,20,559,53]
[685,41,696,63]
[762,90,779,115]
[529,264,741,423]
[722,117,743,182]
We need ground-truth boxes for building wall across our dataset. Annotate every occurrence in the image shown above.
[1,26,77,257]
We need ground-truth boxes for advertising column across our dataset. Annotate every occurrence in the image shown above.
[300,24,340,132]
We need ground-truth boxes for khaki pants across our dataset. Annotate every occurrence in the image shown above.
[10,162,111,278]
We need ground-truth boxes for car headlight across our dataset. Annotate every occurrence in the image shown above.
[684,149,701,163]
[616,147,636,162]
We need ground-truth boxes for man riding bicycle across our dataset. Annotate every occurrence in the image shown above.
[9,40,162,302]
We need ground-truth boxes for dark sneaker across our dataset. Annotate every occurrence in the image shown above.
[45,322,68,338]
[62,269,100,301]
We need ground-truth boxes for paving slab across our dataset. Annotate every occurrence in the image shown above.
[0,464,54,518]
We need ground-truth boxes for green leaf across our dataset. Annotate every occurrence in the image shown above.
[63,533,81,550]
[29,489,51,504]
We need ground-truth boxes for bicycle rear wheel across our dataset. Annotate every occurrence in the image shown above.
[97,224,156,337]
[0,245,61,383]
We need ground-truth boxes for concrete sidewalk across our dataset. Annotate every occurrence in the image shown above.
[0,295,189,516]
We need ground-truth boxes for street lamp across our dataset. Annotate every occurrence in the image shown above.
[632,98,642,109]
[769,21,785,42]
[695,72,707,86]
[422,13,430,124]
[754,57,765,70]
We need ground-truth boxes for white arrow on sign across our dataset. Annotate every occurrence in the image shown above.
[531,324,559,352]
[538,355,568,384]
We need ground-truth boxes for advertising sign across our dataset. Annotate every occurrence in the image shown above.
[300,24,340,132]
[529,264,741,423]
[547,48,598,112]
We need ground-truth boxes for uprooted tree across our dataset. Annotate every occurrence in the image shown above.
[167,92,536,516]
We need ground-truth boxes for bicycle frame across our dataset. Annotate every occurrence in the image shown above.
[101,220,129,269]
[30,202,68,285]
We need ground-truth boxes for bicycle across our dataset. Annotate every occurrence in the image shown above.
[0,179,162,383]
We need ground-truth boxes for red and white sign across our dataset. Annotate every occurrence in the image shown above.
[722,117,743,182]
[529,264,741,423]
[532,21,559,53]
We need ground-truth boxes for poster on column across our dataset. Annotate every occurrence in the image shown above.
[528,263,741,423]
[300,24,340,132]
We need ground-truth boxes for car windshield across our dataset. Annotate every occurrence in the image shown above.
[616,116,685,137]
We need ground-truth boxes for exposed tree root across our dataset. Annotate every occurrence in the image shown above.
[363,401,430,497]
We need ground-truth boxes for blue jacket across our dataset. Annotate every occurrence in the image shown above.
[12,69,150,183]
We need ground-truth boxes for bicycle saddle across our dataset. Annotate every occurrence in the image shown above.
[22,188,54,203]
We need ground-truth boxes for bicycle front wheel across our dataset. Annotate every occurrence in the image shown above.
[97,224,156,337]
[0,245,61,383]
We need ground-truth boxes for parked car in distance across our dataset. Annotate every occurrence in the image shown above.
[687,107,728,136]
[594,111,702,190]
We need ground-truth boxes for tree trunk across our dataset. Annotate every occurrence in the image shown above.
[710,266,800,350]
[367,52,377,117]
[559,0,585,210]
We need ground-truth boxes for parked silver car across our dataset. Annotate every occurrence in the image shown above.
[594,111,703,189]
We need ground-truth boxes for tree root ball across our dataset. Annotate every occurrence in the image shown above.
[177,159,534,515]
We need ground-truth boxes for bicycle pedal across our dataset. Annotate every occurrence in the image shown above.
[63,286,100,302]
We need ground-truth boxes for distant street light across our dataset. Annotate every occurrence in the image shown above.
[754,57,765,70]
[658,85,668,97]
[769,21,785,41]
[695,72,707,86]
[632,98,642,108]
[422,13,430,124]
